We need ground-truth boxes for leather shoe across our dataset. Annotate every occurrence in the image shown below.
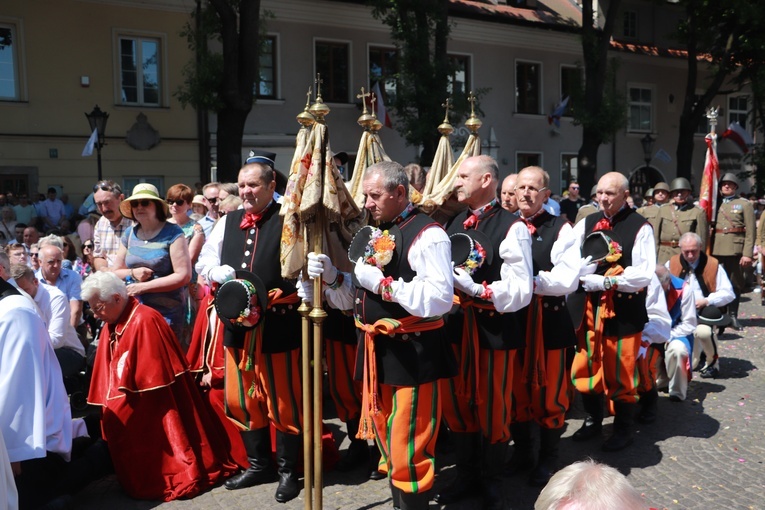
[224,467,276,490]
[601,430,633,452]
[274,473,300,503]
[572,417,602,442]
[529,464,555,487]
[433,474,479,504]
[669,395,683,402]
[730,316,743,331]
[700,366,719,379]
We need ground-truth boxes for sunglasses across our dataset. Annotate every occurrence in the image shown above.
[205,197,218,204]
[82,244,94,249]
[166,199,186,206]
[93,181,122,194]
[31,252,39,258]
[131,200,154,208]
[570,186,580,190]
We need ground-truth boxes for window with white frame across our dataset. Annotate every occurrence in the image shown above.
[0,21,22,101]
[561,153,578,192]
[560,65,582,116]
[623,10,637,39]
[516,61,541,115]
[118,34,162,106]
[315,40,350,103]
[728,95,750,130]
[448,54,471,96]
[369,45,398,104]
[124,176,164,196]
[256,35,278,99]
[517,152,542,172]
[628,86,653,132]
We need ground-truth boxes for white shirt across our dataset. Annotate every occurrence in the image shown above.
[571,214,656,292]
[34,283,85,356]
[664,260,735,309]
[324,223,455,318]
[0,428,18,510]
[532,221,581,296]
[642,274,672,344]
[487,220,534,312]
[670,280,697,341]
[0,295,73,462]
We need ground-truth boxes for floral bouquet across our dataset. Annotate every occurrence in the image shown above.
[232,280,262,328]
[361,228,396,269]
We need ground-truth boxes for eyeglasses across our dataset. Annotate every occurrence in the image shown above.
[204,196,218,204]
[515,185,548,194]
[131,200,153,208]
[92,301,108,313]
[166,199,186,206]
[82,244,93,249]
[30,252,39,258]
[93,181,122,194]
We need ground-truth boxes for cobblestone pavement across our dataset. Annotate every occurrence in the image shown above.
[72,291,765,510]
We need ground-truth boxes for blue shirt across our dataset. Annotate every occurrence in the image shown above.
[36,267,82,302]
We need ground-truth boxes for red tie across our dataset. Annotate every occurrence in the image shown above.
[593,217,612,232]
[240,211,263,229]
[463,213,478,230]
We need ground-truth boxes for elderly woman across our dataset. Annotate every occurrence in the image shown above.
[83,271,236,501]
[111,183,191,343]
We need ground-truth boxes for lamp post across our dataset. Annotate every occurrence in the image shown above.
[638,133,655,197]
[85,105,109,181]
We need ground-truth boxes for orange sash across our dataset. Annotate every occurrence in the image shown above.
[452,292,496,405]
[354,315,445,440]
[591,266,625,364]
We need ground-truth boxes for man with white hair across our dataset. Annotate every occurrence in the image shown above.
[36,243,83,329]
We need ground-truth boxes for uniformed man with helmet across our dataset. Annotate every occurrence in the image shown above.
[637,182,670,231]
[711,173,755,331]
[655,178,708,265]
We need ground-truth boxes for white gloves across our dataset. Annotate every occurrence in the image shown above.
[296,278,313,304]
[307,252,338,284]
[637,341,649,359]
[453,266,484,297]
[354,257,385,294]
[580,274,606,292]
[209,264,236,284]
[579,256,598,277]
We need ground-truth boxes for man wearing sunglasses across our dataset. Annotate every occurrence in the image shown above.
[559,180,586,222]
[199,182,221,237]
[91,181,132,271]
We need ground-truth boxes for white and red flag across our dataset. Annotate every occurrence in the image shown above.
[371,81,393,128]
[698,132,720,223]
[720,121,753,153]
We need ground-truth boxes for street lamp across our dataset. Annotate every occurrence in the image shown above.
[85,105,109,181]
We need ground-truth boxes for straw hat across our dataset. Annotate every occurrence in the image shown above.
[119,183,169,219]
[191,194,208,210]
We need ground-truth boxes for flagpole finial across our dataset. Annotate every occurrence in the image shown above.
[357,87,375,129]
[297,87,316,127]
[438,97,454,136]
[309,74,330,122]
[706,106,719,132]
[465,90,482,135]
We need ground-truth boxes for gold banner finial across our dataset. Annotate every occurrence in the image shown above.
[465,90,482,134]
[357,87,375,129]
[309,74,330,122]
[297,87,316,127]
[438,97,454,136]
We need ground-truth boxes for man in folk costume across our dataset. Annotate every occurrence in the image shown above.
[433,156,532,509]
[310,161,456,510]
[667,233,734,380]
[655,178,708,265]
[569,172,656,452]
[711,173,755,331]
[195,154,304,503]
[506,166,586,487]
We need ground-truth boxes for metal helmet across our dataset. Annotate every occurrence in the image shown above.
[652,182,670,194]
[669,177,692,192]
[720,172,739,188]
[590,184,598,198]
[644,188,654,199]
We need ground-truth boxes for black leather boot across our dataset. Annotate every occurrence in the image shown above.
[224,427,275,490]
[368,444,386,480]
[274,431,301,503]
[335,418,370,471]
[390,479,402,510]
[433,431,480,504]
[602,401,636,452]
[729,299,743,331]
[481,438,508,510]
[637,388,659,424]
[505,420,535,475]
[399,490,431,510]
[529,427,561,487]
[572,393,603,441]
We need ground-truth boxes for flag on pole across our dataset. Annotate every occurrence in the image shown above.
[547,96,569,128]
[82,128,98,157]
[371,82,393,128]
[720,121,753,153]
[698,132,720,223]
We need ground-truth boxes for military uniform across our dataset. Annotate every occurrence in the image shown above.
[656,203,708,265]
[574,201,598,224]
[712,195,755,323]
[636,203,661,231]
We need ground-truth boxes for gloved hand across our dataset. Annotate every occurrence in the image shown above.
[580,274,606,292]
[307,252,338,284]
[579,255,598,276]
[296,278,313,305]
[637,341,650,360]
[354,257,385,294]
[208,264,236,284]
[453,266,483,296]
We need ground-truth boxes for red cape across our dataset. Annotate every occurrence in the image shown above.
[88,298,237,501]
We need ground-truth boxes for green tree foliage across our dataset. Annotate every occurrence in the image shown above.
[370,0,486,164]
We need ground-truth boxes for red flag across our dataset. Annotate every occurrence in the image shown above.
[371,82,392,128]
[698,133,719,223]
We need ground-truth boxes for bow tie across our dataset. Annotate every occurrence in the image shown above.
[593,217,612,232]
[240,211,264,229]
[463,213,478,230]
[524,219,537,236]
